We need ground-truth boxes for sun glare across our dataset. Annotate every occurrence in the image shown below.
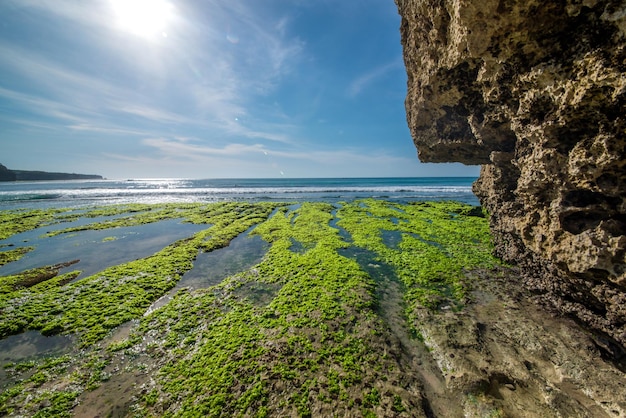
[110,0,174,39]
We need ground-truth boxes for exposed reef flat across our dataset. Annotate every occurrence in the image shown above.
[0,201,624,417]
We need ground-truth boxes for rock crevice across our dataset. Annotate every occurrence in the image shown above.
[396,0,626,348]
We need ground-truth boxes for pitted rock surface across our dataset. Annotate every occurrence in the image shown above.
[396,0,626,348]
[415,268,626,417]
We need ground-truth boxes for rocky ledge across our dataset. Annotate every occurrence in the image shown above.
[414,267,626,417]
[395,0,625,356]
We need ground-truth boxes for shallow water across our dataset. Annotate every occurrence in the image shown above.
[0,225,268,380]
[1,212,136,245]
[0,219,207,279]
[146,228,269,313]
[289,238,307,253]
[0,331,75,386]
[381,230,403,249]
[338,246,397,285]
[329,207,351,243]
[181,230,269,289]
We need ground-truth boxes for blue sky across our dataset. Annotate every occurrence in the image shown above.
[0,0,478,179]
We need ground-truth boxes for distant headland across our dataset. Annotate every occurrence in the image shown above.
[0,163,103,181]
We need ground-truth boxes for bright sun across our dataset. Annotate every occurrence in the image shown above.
[110,0,174,39]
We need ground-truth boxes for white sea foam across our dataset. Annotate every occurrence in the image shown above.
[0,177,479,209]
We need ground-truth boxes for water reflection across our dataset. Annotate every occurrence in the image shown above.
[146,230,269,313]
[183,232,269,289]
[0,331,74,385]
[0,219,207,280]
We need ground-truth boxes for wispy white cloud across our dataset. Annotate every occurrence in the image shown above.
[142,137,267,158]
[99,145,431,179]
[100,152,154,164]
[178,1,305,99]
[0,85,103,126]
[0,37,299,145]
[0,86,65,115]
[140,136,407,169]
[270,147,408,167]
[112,104,194,125]
[0,85,164,137]
[68,123,150,137]
[5,0,112,30]
[347,60,403,97]
[0,114,62,132]
[0,1,306,149]
[0,42,135,113]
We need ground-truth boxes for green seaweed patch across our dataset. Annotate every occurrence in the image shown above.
[101,236,118,242]
[0,202,282,346]
[45,204,193,236]
[0,199,501,417]
[0,354,75,416]
[0,260,80,296]
[132,203,418,417]
[45,202,276,237]
[79,203,157,218]
[0,208,70,240]
[0,246,34,266]
[337,199,501,310]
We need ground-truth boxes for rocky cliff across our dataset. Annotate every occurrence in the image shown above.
[0,164,16,182]
[0,163,103,181]
[395,0,625,354]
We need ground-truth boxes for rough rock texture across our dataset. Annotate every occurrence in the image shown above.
[414,268,626,417]
[396,0,626,351]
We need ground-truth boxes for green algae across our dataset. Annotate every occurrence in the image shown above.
[0,208,69,240]
[0,199,501,417]
[0,202,282,346]
[0,245,34,266]
[45,204,199,236]
[45,202,261,237]
[337,200,500,310]
[0,260,80,295]
[0,354,76,416]
[134,202,391,417]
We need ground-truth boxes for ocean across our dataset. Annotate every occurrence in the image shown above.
[0,177,479,210]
